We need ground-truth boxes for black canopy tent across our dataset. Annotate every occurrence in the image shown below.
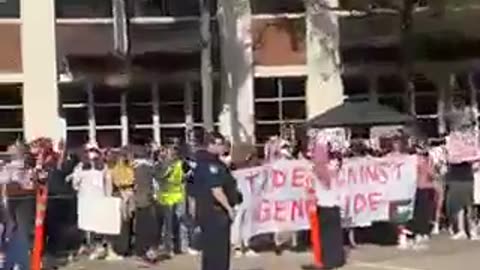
[304,101,414,128]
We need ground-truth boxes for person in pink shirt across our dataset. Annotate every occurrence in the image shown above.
[408,144,436,248]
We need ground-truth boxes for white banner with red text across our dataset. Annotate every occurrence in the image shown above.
[231,156,417,243]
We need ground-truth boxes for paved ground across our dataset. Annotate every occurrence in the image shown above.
[60,235,480,270]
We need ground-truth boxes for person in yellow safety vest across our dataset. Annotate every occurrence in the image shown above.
[156,144,189,258]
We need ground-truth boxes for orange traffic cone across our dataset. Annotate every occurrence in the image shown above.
[31,185,48,270]
[302,206,324,270]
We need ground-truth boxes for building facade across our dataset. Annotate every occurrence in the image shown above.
[0,0,339,155]
[1,0,479,153]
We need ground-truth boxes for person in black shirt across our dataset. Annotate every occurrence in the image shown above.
[446,161,475,240]
[192,131,241,270]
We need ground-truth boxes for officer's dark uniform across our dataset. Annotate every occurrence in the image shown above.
[192,150,240,270]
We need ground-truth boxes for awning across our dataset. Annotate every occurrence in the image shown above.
[305,101,414,128]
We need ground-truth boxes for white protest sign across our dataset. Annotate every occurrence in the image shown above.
[77,196,122,235]
[474,167,480,205]
[232,155,417,242]
[446,130,480,164]
[315,128,349,152]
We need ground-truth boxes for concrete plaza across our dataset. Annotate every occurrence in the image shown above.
[61,234,480,270]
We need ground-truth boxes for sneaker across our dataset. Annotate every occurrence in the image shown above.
[146,249,159,261]
[234,249,243,258]
[431,223,440,235]
[187,248,200,256]
[415,234,430,244]
[421,235,430,242]
[77,245,90,256]
[448,226,455,236]
[105,252,124,261]
[244,250,259,257]
[451,231,468,240]
[89,246,106,260]
[397,234,411,250]
[412,242,428,251]
[470,229,480,240]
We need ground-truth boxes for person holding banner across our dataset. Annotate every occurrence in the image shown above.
[408,145,436,248]
[446,160,476,240]
[193,131,242,270]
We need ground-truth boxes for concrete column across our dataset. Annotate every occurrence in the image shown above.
[21,0,61,142]
[200,0,214,131]
[184,82,194,145]
[217,0,255,160]
[86,83,96,143]
[469,73,478,129]
[152,83,161,144]
[120,92,128,146]
[305,0,344,118]
[431,71,451,135]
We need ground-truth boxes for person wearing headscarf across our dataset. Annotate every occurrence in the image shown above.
[69,142,119,260]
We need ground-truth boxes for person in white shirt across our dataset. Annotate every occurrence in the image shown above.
[69,143,120,261]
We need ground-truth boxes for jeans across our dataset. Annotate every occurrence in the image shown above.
[161,201,189,253]
[8,197,35,249]
[4,227,30,270]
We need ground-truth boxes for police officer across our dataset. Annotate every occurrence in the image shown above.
[192,131,241,270]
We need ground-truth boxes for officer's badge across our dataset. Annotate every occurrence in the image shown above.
[209,165,219,174]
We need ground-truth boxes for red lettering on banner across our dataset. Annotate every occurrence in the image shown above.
[292,167,307,187]
[254,198,317,223]
[347,167,357,185]
[305,199,317,214]
[344,195,351,217]
[272,169,286,188]
[368,192,382,211]
[393,162,404,180]
[365,165,379,183]
[291,199,305,221]
[346,192,384,215]
[274,200,288,221]
[336,170,346,187]
[305,173,315,194]
[376,165,388,184]
[245,172,260,193]
[354,193,367,214]
[256,199,271,222]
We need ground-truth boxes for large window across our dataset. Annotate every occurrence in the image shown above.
[251,0,304,14]
[0,0,19,18]
[130,0,200,17]
[60,83,89,149]
[55,0,112,18]
[254,77,306,155]
[60,81,213,148]
[0,84,23,151]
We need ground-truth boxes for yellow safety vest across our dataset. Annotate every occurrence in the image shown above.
[158,160,185,205]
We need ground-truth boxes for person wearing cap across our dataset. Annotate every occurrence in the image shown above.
[192,131,242,270]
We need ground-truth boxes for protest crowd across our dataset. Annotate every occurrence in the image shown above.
[0,121,479,270]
